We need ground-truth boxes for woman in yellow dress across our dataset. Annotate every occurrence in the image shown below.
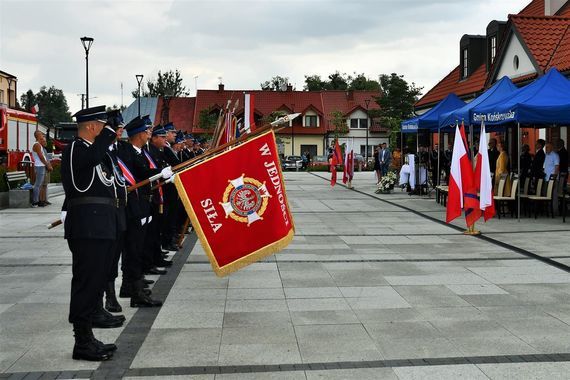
[494,141,512,196]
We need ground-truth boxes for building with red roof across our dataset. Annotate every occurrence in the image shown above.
[152,83,386,158]
[415,0,570,151]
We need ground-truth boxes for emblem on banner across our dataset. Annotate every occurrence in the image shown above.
[220,174,271,225]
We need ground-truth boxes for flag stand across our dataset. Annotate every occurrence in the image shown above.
[463,224,481,235]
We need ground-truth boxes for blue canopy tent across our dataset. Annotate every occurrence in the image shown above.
[438,76,517,130]
[400,93,466,188]
[471,68,570,220]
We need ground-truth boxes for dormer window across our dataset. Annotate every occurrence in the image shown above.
[490,36,497,63]
[463,48,468,78]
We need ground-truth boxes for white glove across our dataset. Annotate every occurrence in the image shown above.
[161,166,173,179]
[61,211,67,223]
[165,173,176,184]
[148,216,153,223]
[140,217,147,226]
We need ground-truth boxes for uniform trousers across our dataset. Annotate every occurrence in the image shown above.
[107,231,125,282]
[143,204,163,270]
[122,218,147,283]
[68,238,113,323]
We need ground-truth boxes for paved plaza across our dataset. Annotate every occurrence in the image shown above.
[2,172,570,379]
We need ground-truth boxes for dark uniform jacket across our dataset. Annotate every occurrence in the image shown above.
[108,142,128,232]
[61,127,117,240]
[146,143,169,205]
[117,142,160,220]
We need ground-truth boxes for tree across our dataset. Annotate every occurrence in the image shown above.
[375,73,423,149]
[197,107,219,130]
[304,72,378,91]
[329,110,348,141]
[349,73,380,91]
[304,75,327,91]
[20,90,37,111]
[132,69,189,98]
[326,72,350,90]
[260,76,290,91]
[21,86,72,128]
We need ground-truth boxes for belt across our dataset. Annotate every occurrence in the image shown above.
[68,197,116,208]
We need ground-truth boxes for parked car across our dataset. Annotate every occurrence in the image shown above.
[281,155,303,170]
[309,155,329,167]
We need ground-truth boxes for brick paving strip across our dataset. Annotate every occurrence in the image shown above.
[3,353,570,379]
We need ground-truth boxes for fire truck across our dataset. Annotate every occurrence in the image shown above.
[0,105,45,170]
[52,122,77,153]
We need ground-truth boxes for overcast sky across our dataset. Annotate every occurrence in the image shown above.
[0,0,531,113]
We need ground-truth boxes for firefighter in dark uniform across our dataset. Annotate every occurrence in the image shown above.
[161,122,181,251]
[117,117,171,307]
[144,125,175,270]
[104,110,128,313]
[61,106,121,361]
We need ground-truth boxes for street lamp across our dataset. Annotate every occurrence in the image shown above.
[290,103,295,156]
[80,36,94,108]
[136,74,144,117]
[364,98,370,162]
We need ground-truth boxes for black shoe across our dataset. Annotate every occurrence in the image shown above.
[105,281,122,313]
[162,244,179,252]
[144,267,167,275]
[101,307,126,324]
[73,340,113,361]
[91,309,124,329]
[155,259,173,268]
[37,201,47,207]
[130,280,162,308]
[44,201,52,205]
[143,278,155,285]
[92,337,117,353]
[72,323,112,361]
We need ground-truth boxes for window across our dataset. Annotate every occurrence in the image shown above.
[513,55,520,70]
[490,36,497,63]
[350,118,369,129]
[463,48,468,78]
[304,115,318,127]
[0,89,4,104]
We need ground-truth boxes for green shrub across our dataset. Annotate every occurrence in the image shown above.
[50,162,61,183]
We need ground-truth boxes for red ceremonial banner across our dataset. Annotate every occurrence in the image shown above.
[174,130,295,276]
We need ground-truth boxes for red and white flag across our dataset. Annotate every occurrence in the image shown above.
[343,138,354,184]
[474,122,495,221]
[330,140,343,187]
[244,93,256,133]
[446,123,477,224]
[31,104,39,114]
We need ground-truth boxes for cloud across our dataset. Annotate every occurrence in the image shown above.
[0,0,531,112]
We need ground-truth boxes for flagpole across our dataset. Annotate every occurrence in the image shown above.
[517,122,521,222]
[437,126,441,186]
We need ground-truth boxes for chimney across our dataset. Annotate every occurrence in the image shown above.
[545,0,566,15]
[346,90,354,101]
[218,83,225,91]
[286,84,293,92]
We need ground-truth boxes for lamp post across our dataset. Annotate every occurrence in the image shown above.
[6,77,14,108]
[80,36,94,108]
[136,74,144,117]
[290,103,295,156]
[364,98,370,163]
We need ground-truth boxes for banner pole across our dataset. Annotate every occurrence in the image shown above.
[518,122,521,222]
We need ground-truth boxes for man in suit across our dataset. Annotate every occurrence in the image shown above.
[143,125,174,271]
[488,138,499,174]
[380,143,392,176]
[61,106,121,361]
[557,139,568,174]
[161,122,181,251]
[531,139,546,191]
[117,117,171,307]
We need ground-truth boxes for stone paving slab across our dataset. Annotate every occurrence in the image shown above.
[2,172,570,379]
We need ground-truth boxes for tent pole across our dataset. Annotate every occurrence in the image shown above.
[400,131,404,167]
[437,127,441,186]
[518,122,521,222]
